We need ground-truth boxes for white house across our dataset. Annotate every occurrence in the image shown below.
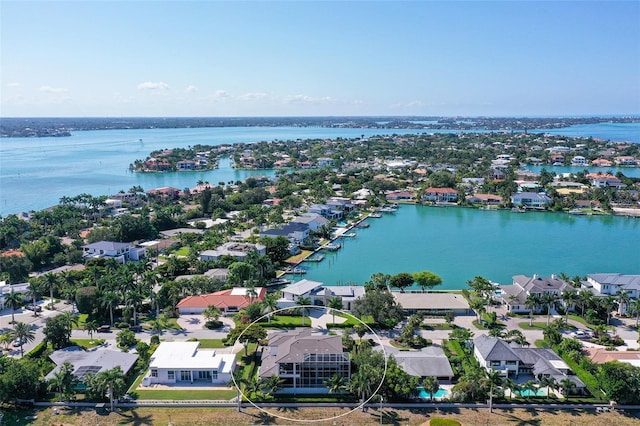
[582,273,640,314]
[143,342,235,386]
[277,279,364,310]
[498,274,572,313]
[570,156,588,167]
[290,213,330,232]
[199,242,266,261]
[0,281,30,309]
[260,222,310,245]
[510,192,552,209]
[82,241,146,264]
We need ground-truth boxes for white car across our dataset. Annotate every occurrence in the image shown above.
[12,337,25,347]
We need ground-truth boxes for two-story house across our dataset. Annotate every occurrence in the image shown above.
[510,192,552,209]
[82,241,146,264]
[259,329,350,394]
[199,242,266,262]
[498,274,572,313]
[581,273,640,314]
[423,187,458,203]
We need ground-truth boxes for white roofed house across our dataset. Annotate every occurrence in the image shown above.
[142,342,235,386]
[82,241,146,264]
[198,242,266,262]
[510,192,552,209]
[582,273,640,314]
[277,279,364,310]
[290,213,330,232]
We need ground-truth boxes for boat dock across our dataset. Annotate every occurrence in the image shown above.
[303,254,325,262]
[322,243,342,251]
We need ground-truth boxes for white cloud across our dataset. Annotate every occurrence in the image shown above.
[7,83,21,88]
[284,94,333,104]
[205,90,229,101]
[137,81,169,90]
[39,86,68,93]
[185,85,198,93]
[238,92,269,101]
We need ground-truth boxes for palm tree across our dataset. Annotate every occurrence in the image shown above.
[125,290,144,326]
[12,321,35,357]
[486,368,502,413]
[101,291,119,326]
[561,289,578,324]
[243,375,263,400]
[615,290,631,316]
[151,313,169,336]
[505,329,528,347]
[502,377,519,401]
[296,296,311,325]
[328,296,343,325]
[559,377,576,398]
[538,376,557,400]
[48,361,77,402]
[262,292,280,324]
[85,320,99,341]
[325,374,347,395]
[525,293,541,327]
[42,273,58,310]
[26,284,41,316]
[4,290,22,324]
[350,369,376,411]
[422,376,439,403]
[203,305,222,322]
[578,289,593,318]
[260,375,284,398]
[521,380,538,400]
[540,292,558,326]
[629,298,640,328]
[600,295,618,325]
[95,367,126,411]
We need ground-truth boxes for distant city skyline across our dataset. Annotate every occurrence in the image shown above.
[1,1,639,117]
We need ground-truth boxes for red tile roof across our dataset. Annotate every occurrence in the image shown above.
[426,187,458,194]
[177,287,266,310]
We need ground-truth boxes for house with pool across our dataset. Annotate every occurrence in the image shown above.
[473,335,586,395]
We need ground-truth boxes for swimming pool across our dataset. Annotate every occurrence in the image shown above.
[517,388,547,397]
[418,387,449,399]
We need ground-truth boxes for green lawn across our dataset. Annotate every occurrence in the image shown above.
[70,338,105,349]
[257,315,310,328]
[134,389,237,400]
[187,338,226,349]
[519,321,577,330]
[173,246,190,256]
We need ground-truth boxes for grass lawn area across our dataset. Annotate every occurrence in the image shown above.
[187,338,226,348]
[567,314,600,329]
[258,315,310,328]
[535,339,549,348]
[519,321,577,330]
[431,419,462,426]
[173,246,190,256]
[73,313,89,329]
[70,338,105,349]
[284,250,313,264]
[134,389,237,400]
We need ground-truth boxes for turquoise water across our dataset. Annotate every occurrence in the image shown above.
[1,122,638,215]
[293,205,640,289]
[526,165,640,178]
[518,388,546,397]
[418,387,449,399]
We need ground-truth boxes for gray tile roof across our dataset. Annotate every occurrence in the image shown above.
[392,347,454,378]
[46,346,139,381]
[283,279,324,297]
[260,329,346,378]
[588,273,640,291]
[474,335,520,362]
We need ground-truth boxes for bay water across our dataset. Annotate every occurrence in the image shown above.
[296,204,640,289]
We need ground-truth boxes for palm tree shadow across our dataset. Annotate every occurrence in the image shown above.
[276,406,299,413]
[250,411,276,424]
[116,408,154,425]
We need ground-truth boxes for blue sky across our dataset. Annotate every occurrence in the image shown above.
[1,1,639,117]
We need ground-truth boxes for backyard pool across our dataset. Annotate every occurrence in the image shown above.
[517,388,547,397]
[418,387,449,399]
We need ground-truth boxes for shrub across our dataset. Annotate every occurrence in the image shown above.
[75,286,99,314]
[205,320,223,329]
[117,322,130,329]
[150,335,160,345]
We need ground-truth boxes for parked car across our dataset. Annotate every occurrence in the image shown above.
[12,337,25,347]
[25,304,42,312]
[97,325,111,332]
[130,325,142,332]
[570,330,590,339]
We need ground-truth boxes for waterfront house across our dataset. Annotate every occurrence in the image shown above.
[259,329,350,394]
[473,335,586,393]
[498,274,572,313]
[260,222,310,246]
[581,273,640,314]
[591,158,613,167]
[45,346,138,388]
[570,156,588,167]
[143,342,235,386]
[146,186,181,200]
[176,160,197,171]
[308,204,343,220]
[385,191,416,201]
[278,279,364,310]
[466,193,503,206]
[82,241,146,264]
[392,291,472,316]
[177,287,266,315]
[586,173,625,189]
[615,156,639,166]
[423,187,458,203]
[291,213,330,232]
[198,242,266,262]
[510,192,552,209]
